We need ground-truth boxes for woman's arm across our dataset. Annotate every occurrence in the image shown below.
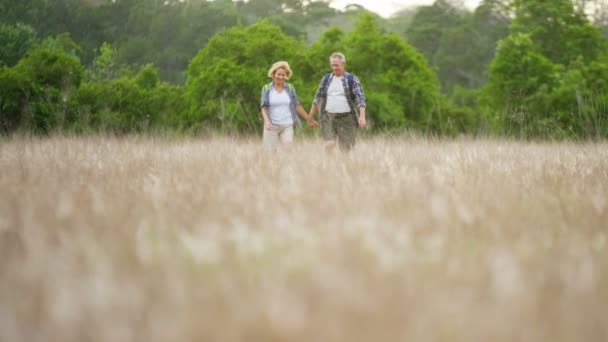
[261,106,272,129]
[296,104,318,128]
[295,104,310,120]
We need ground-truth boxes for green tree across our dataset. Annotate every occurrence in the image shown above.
[86,42,130,82]
[0,22,38,67]
[71,63,185,134]
[306,27,346,85]
[1,35,85,133]
[511,0,606,65]
[480,0,608,138]
[481,33,557,136]
[0,66,28,133]
[109,0,239,83]
[433,0,510,91]
[0,0,104,64]
[405,0,465,63]
[185,20,304,132]
[343,13,442,130]
[482,33,556,110]
[236,0,339,38]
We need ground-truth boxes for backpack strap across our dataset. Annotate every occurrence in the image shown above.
[321,73,331,91]
[321,73,354,95]
[346,73,356,101]
[265,83,294,93]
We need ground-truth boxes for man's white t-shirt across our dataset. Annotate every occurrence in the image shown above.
[325,76,351,113]
[268,88,293,125]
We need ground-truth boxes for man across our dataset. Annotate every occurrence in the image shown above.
[308,52,366,152]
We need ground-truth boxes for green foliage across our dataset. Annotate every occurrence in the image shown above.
[70,68,185,134]
[0,22,38,67]
[481,33,560,137]
[433,1,510,91]
[104,0,241,83]
[344,9,476,135]
[135,64,160,90]
[0,66,28,133]
[541,61,608,139]
[16,46,84,92]
[87,42,121,82]
[400,0,510,93]
[436,98,478,136]
[0,36,85,134]
[433,22,476,89]
[185,20,304,132]
[448,86,487,135]
[511,0,607,65]
[239,0,339,40]
[1,0,606,139]
[306,27,346,83]
[184,13,445,133]
[482,33,556,112]
[481,0,608,139]
[343,14,442,131]
[405,0,464,62]
[384,7,417,34]
[0,34,187,136]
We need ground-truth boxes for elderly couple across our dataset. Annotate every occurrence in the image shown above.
[260,52,366,152]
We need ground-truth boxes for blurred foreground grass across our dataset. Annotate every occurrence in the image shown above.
[1,136,607,341]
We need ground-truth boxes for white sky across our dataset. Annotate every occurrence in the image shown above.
[330,0,483,18]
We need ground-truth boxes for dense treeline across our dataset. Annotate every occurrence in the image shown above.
[1,0,608,138]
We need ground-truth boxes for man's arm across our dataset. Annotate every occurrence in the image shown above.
[308,103,318,120]
[352,75,366,128]
[351,75,366,109]
[358,106,366,128]
[308,76,326,120]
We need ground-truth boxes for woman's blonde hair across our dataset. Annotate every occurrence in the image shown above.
[267,61,292,79]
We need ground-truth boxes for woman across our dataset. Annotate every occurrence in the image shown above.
[260,61,316,149]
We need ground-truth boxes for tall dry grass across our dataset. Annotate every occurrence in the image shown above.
[1,135,607,341]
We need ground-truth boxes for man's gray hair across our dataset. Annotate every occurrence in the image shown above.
[329,52,346,63]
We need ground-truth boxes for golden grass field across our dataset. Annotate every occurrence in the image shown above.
[1,135,607,341]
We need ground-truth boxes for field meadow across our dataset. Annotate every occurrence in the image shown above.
[1,135,607,341]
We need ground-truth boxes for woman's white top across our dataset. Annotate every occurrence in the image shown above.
[268,87,293,125]
[325,76,351,113]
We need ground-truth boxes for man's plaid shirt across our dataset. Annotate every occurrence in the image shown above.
[312,71,366,116]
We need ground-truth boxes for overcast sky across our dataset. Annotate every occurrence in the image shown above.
[329,0,482,18]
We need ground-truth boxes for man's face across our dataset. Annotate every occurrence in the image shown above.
[330,58,345,76]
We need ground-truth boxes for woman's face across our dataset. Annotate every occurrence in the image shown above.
[273,68,287,84]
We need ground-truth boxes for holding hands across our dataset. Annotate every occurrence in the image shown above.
[306,115,318,128]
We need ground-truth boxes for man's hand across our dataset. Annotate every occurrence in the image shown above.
[358,116,366,129]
